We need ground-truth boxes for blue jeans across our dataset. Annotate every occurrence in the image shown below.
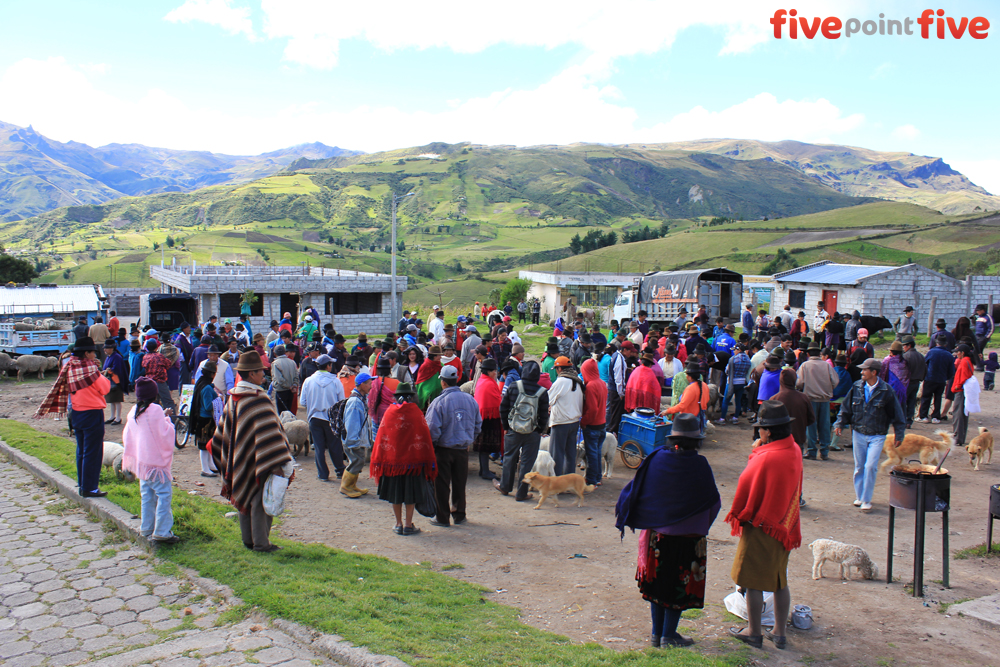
[72,409,105,494]
[719,383,745,420]
[852,432,885,504]
[139,478,174,539]
[581,424,606,485]
[310,418,344,479]
[806,401,832,457]
[550,423,580,477]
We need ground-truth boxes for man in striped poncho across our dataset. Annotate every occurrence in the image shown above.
[211,350,293,553]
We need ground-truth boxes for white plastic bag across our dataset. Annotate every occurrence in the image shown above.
[963,377,981,415]
[723,587,775,627]
[262,474,289,517]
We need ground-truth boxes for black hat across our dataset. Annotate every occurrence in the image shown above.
[684,360,702,375]
[936,318,947,327]
[73,336,97,351]
[480,358,498,372]
[757,400,794,427]
[904,306,914,312]
[545,343,560,354]
[500,359,520,374]
[103,339,117,348]
[807,342,822,353]
[376,357,391,370]
[763,354,783,370]
[394,382,416,396]
[345,355,361,368]
[270,320,279,327]
[207,345,222,354]
[579,332,592,344]
[667,413,703,440]
[334,334,346,343]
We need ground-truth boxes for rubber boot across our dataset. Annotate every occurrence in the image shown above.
[339,472,368,498]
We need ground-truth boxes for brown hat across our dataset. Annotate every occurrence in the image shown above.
[859,358,882,372]
[764,354,783,370]
[889,340,903,352]
[757,400,794,427]
[428,345,442,356]
[234,350,265,373]
[641,352,656,364]
[553,356,572,368]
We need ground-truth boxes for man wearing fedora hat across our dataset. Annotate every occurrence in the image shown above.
[211,350,293,552]
[727,400,802,650]
[541,337,560,382]
[796,342,841,460]
[834,357,906,512]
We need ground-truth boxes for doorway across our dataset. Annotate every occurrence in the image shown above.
[280,293,299,328]
[822,290,838,315]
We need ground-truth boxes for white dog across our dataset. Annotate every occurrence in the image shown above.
[809,539,879,581]
[575,432,617,478]
[531,450,556,477]
[102,441,135,483]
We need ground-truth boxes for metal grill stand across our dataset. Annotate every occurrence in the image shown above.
[886,472,950,597]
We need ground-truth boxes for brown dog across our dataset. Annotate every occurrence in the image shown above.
[880,430,953,473]
[521,472,594,510]
[966,427,994,471]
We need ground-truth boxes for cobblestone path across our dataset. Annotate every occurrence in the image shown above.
[0,459,340,667]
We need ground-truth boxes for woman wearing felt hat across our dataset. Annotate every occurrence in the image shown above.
[616,413,721,648]
[726,400,803,650]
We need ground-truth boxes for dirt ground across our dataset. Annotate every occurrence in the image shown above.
[5,364,1000,667]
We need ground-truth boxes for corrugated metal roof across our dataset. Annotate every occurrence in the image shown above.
[0,284,104,314]
[775,263,897,286]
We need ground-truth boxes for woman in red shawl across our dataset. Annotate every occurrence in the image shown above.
[472,358,503,480]
[370,382,437,536]
[726,400,802,650]
[625,352,662,413]
[415,345,444,411]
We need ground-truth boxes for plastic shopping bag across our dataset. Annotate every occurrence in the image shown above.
[963,377,981,415]
[262,474,289,517]
[723,587,775,627]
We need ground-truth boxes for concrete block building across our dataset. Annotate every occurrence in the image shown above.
[774,261,1000,328]
[518,270,640,323]
[150,264,406,335]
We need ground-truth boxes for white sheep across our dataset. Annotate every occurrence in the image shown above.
[16,355,53,381]
[0,352,14,379]
[102,441,136,483]
[279,411,311,457]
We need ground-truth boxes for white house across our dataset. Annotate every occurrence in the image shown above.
[773,261,1000,328]
[518,270,640,323]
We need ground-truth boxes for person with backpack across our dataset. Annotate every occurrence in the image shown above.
[548,357,585,476]
[339,372,374,498]
[299,354,345,482]
[494,361,549,501]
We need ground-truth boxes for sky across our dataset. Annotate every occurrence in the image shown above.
[1,1,998,193]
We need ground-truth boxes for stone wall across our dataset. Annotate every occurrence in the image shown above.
[104,288,159,316]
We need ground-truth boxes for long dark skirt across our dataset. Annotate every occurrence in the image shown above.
[106,385,125,404]
[194,415,216,451]
[377,474,426,505]
[637,533,708,611]
[473,417,503,454]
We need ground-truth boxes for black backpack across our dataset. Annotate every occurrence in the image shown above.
[327,399,349,439]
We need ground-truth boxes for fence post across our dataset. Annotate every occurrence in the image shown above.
[926,296,936,340]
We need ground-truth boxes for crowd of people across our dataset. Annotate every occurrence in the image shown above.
[31,296,993,648]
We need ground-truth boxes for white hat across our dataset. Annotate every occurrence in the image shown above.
[304,315,313,322]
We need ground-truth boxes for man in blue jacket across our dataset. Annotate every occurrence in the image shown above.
[425,365,482,527]
[917,337,955,424]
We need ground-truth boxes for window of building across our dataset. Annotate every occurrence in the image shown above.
[563,285,620,308]
[326,292,382,315]
[788,289,806,310]
[219,293,264,317]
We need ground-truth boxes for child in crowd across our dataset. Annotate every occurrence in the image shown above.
[985,352,998,391]
[122,377,179,544]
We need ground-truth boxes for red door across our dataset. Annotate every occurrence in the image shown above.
[822,290,838,315]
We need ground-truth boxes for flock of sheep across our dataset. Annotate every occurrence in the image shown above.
[3,317,70,381]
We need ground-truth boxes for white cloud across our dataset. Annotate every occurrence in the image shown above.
[870,62,895,80]
[165,0,255,39]
[253,0,817,69]
[638,93,865,144]
[0,57,868,158]
[950,160,1000,197]
[891,124,920,140]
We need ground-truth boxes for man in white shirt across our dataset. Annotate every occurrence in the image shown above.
[195,346,235,394]
[547,356,585,476]
[429,310,446,343]
[814,302,828,332]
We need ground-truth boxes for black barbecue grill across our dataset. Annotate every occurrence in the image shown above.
[886,462,951,597]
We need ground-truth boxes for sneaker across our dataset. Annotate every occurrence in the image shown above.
[731,417,739,424]
[916,417,928,423]
[853,499,862,507]
[716,419,728,425]
[931,418,941,424]
[860,502,873,512]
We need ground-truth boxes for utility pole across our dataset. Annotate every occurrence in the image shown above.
[391,192,415,325]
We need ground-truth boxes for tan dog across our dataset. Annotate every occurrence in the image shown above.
[521,472,594,510]
[880,430,953,473]
[966,427,994,471]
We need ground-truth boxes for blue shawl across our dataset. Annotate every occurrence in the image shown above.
[615,447,720,537]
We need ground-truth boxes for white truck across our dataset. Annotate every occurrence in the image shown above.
[613,268,743,326]
[139,293,200,335]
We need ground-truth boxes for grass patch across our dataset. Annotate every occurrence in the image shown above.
[441,563,465,571]
[100,548,117,559]
[938,598,975,613]
[0,419,736,667]
[954,543,1000,560]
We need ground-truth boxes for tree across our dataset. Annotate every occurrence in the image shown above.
[0,251,38,284]
[165,236,175,248]
[153,242,159,251]
[569,233,583,255]
[397,240,405,252]
[499,278,532,307]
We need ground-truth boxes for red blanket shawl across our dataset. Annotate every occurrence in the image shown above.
[624,364,661,412]
[474,375,502,420]
[725,435,802,551]
[35,357,101,417]
[415,357,442,385]
[369,402,438,482]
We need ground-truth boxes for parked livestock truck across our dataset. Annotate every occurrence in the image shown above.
[613,268,743,327]
[139,293,199,335]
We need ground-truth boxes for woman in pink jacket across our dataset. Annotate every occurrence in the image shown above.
[122,377,179,543]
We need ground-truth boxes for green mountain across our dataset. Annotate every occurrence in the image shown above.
[631,139,998,215]
[0,121,360,221]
